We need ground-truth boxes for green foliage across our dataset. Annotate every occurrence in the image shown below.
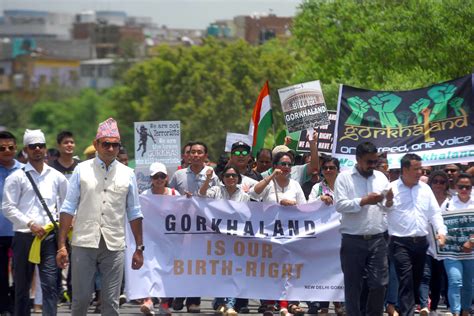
[110,38,299,160]
[27,89,115,158]
[3,0,472,162]
[0,94,33,138]
[291,0,474,108]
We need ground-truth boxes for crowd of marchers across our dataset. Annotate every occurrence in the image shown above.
[0,118,473,316]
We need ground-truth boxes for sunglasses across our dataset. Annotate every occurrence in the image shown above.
[232,150,249,156]
[457,185,472,191]
[100,141,121,149]
[431,179,446,185]
[323,166,337,171]
[151,173,167,180]
[223,173,239,179]
[0,145,15,152]
[366,159,379,165]
[27,143,46,150]
[276,162,293,167]
[422,169,431,175]
[444,168,458,173]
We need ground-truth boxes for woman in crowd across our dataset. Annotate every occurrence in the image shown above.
[251,151,306,206]
[442,173,474,316]
[140,162,179,316]
[199,165,250,316]
[418,170,452,315]
[250,152,306,316]
[308,156,339,205]
[307,156,344,315]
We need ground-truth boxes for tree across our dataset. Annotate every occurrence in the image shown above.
[28,89,116,156]
[109,38,300,160]
[291,0,474,108]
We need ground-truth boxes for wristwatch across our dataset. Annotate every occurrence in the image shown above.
[136,244,145,251]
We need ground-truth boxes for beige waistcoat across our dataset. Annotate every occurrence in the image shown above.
[72,159,132,251]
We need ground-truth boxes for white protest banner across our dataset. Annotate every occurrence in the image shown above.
[433,208,474,260]
[278,80,330,133]
[225,132,253,152]
[134,121,181,166]
[125,196,344,301]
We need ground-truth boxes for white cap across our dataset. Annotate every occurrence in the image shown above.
[23,129,46,146]
[272,144,291,156]
[149,162,167,176]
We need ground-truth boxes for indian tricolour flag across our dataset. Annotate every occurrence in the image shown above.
[249,81,273,156]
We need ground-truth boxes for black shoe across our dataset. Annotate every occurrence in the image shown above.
[239,306,250,314]
[172,298,185,311]
[187,304,201,313]
[93,305,101,314]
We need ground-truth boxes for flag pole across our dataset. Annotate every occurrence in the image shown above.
[267,81,277,147]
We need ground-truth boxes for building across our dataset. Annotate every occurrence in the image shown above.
[207,19,236,39]
[0,59,13,92]
[234,14,292,45]
[207,13,293,45]
[12,55,80,90]
[0,9,74,39]
[73,11,146,58]
[79,58,115,90]
[152,26,203,46]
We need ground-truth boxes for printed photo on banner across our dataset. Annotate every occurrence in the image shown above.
[434,208,474,260]
[333,74,474,168]
[297,110,336,153]
[278,80,330,133]
[134,121,181,166]
[124,195,344,301]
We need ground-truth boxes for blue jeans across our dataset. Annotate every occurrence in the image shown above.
[386,259,399,306]
[419,255,444,310]
[12,232,59,316]
[443,259,474,314]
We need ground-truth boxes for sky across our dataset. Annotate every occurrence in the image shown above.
[1,0,303,29]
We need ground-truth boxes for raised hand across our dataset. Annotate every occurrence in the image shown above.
[368,93,402,127]
[409,98,431,124]
[427,84,457,121]
[449,97,464,116]
[205,168,214,180]
[346,96,369,125]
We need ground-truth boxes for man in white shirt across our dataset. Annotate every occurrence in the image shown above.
[388,153,446,316]
[168,141,218,313]
[2,129,68,316]
[334,142,393,316]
